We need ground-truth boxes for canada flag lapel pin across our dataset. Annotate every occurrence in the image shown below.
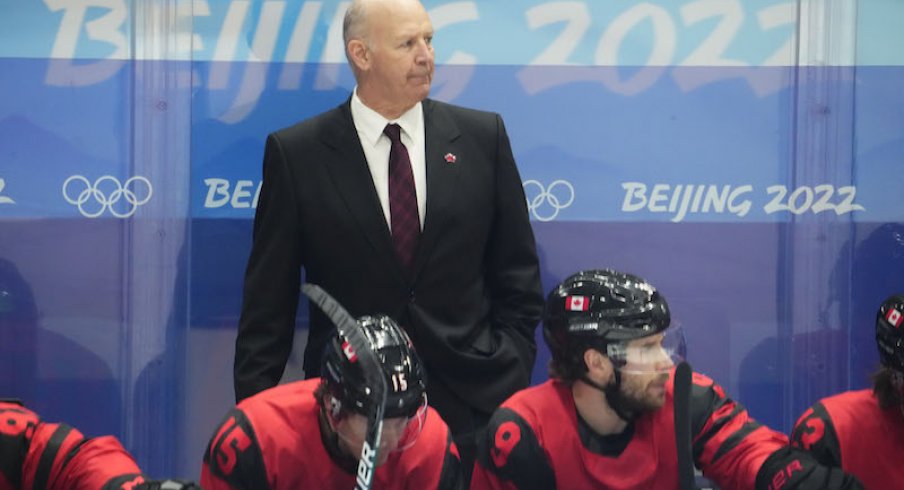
[444,152,457,164]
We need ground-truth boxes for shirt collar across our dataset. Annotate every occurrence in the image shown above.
[351,87,423,146]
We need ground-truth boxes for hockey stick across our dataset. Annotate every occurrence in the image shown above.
[674,361,696,490]
[302,284,388,490]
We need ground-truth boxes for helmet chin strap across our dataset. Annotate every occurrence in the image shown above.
[891,371,904,420]
[318,405,359,474]
[580,368,637,422]
[892,370,904,389]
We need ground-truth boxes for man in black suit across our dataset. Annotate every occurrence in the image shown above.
[234,0,543,476]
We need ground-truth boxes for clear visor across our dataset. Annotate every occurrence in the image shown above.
[328,395,428,456]
[606,324,686,375]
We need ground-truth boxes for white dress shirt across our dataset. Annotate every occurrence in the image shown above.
[350,88,427,231]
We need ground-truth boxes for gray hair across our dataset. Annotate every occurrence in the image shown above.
[343,1,370,46]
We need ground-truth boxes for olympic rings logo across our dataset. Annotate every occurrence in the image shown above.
[62,175,153,218]
[523,179,575,222]
[0,178,14,204]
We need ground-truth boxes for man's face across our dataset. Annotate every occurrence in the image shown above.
[613,334,673,411]
[360,0,435,110]
[333,412,414,467]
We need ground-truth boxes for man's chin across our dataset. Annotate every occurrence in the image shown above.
[409,82,431,98]
[651,395,667,409]
[636,385,668,411]
[375,453,393,467]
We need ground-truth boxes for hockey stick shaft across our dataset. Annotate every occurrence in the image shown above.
[301,284,388,490]
[674,361,696,490]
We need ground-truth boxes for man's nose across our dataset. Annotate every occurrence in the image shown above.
[657,354,675,371]
[415,40,433,64]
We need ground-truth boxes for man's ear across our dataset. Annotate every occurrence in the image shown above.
[583,348,613,383]
[347,40,370,71]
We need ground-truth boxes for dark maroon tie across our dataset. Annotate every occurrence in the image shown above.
[384,123,420,273]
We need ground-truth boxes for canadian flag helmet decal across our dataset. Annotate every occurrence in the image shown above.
[887,308,903,329]
[566,295,589,311]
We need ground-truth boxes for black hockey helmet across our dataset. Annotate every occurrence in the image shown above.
[543,269,671,363]
[321,314,426,419]
[876,295,904,373]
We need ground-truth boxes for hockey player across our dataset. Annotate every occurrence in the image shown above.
[791,294,904,488]
[0,399,198,490]
[472,269,863,490]
[202,314,462,489]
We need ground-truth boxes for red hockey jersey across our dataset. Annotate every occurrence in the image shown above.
[0,401,145,490]
[473,370,861,490]
[792,389,904,489]
[202,378,461,490]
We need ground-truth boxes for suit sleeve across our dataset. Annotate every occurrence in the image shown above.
[202,409,270,490]
[472,408,555,490]
[234,132,304,402]
[483,114,544,372]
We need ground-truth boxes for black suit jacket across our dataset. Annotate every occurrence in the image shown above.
[235,98,543,415]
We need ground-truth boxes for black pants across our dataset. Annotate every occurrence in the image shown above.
[427,375,491,486]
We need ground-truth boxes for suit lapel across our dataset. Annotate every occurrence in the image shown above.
[412,99,462,280]
[320,100,403,281]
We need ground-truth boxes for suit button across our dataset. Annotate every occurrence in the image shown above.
[408,290,416,303]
